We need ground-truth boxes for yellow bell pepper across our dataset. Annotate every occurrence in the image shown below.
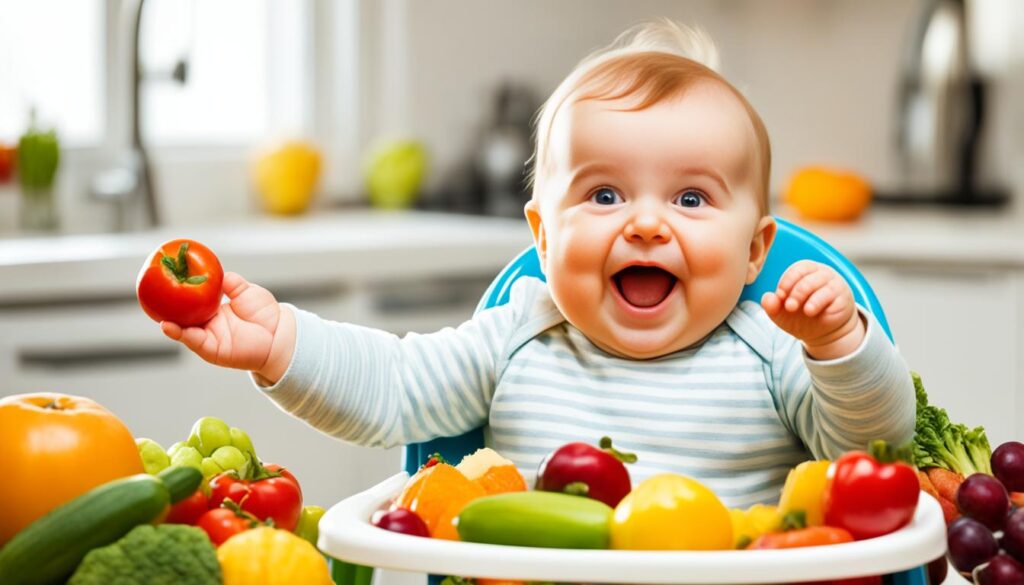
[217,527,332,585]
[778,460,831,527]
[729,504,781,549]
[610,473,732,550]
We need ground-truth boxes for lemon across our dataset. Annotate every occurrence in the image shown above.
[253,141,322,215]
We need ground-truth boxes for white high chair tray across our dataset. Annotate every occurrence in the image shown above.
[319,471,947,584]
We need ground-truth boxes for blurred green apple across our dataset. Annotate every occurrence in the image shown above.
[365,140,428,209]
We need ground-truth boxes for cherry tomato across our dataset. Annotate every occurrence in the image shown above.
[136,239,224,327]
[197,507,255,546]
[209,463,303,532]
[165,488,210,525]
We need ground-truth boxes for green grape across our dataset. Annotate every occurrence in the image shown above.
[229,427,257,459]
[200,456,225,479]
[186,434,201,450]
[166,441,187,459]
[135,438,170,475]
[189,416,232,457]
[211,445,249,478]
[169,445,203,470]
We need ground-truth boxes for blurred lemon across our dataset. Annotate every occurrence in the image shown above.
[784,166,871,222]
[365,140,427,209]
[254,141,322,215]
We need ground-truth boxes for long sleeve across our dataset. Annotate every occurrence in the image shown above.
[729,302,917,461]
[251,278,559,449]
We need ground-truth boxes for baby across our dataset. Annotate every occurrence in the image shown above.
[162,21,914,507]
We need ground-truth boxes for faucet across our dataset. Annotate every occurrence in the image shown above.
[92,0,187,230]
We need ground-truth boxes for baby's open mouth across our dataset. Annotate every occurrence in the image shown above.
[613,266,678,308]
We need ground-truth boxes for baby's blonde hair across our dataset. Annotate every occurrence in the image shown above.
[529,19,771,213]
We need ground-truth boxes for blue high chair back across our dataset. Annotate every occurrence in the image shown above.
[332,217,928,585]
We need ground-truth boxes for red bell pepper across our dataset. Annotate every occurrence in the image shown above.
[209,462,303,532]
[823,441,920,540]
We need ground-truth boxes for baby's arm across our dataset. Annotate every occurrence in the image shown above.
[755,261,915,459]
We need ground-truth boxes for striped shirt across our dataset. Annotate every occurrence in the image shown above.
[257,277,915,508]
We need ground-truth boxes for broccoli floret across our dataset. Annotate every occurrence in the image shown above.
[68,524,221,585]
[911,371,993,476]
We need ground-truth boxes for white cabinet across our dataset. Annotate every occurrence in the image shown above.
[859,264,1021,447]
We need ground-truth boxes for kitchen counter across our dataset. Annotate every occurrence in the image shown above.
[781,205,1024,268]
[0,210,533,305]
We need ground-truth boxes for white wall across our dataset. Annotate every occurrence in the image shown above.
[375,0,1019,206]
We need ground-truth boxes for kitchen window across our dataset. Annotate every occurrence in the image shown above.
[0,0,105,146]
[0,0,313,148]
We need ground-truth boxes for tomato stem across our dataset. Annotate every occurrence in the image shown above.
[160,242,207,285]
[599,436,638,464]
[868,439,914,465]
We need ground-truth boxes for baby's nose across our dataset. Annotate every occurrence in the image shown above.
[624,210,672,243]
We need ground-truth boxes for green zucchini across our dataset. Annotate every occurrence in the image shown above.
[0,466,202,585]
[455,491,612,549]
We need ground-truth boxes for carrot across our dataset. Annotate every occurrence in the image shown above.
[936,495,960,524]
[747,526,854,549]
[925,467,964,503]
[917,470,940,501]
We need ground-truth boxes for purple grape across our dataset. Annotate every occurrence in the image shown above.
[1003,509,1024,564]
[973,554,1024,585]
[948,517,999,573]
[958,473,1011,531]
[371,508,430,537]
[993,442,1024,492]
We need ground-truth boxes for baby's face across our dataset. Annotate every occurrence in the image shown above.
[527,82,774,358]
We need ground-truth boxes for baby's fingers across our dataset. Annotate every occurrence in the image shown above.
[775,260,819,299]
[784,269,830,312]
[803,284,839,317]
[761,291,783,316]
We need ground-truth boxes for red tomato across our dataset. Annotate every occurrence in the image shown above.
[824,451,920,540]
[209,464,303,532]
[165,488,210,525]
[197,507,255,546]
[136,239,224,327]
[0,143,15,183]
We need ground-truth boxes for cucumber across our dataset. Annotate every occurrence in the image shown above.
[0,466,202,585]
[455,491,612,549]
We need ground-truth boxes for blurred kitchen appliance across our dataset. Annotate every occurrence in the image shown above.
[884,0,1007,207]
[474,82,537,217]
[432,82,537,218]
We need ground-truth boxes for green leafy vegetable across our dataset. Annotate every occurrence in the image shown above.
[912,372,992,476]
[68,524,220,585]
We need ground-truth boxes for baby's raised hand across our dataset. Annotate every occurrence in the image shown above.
[760,260,865,360]
[160,271,295,381]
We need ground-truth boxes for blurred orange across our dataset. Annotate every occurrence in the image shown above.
[393,463,485,540]
[784,166,872,222]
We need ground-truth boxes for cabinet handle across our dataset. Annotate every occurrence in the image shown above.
[18,345,182,370]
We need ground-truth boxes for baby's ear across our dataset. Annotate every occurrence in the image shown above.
[746,216,777,284]
[524,199,548,269]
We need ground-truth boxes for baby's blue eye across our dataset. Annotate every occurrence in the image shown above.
[675,190,704,208]
[590,187,622,206]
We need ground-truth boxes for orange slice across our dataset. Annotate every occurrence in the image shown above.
[393,462,485,540]
[456,448,527,495]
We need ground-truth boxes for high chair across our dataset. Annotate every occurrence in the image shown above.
[327,217,935,585]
